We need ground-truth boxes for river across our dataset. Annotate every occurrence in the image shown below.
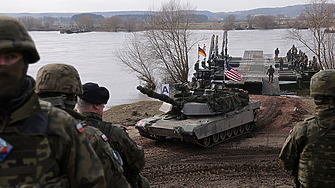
[27,29,310,109]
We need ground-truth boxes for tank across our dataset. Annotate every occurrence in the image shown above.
[135,31,261,148]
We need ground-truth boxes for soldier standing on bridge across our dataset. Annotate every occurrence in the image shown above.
[291,45,297,60]
[275,48,280,59]
[279,57,284,71]
[287,49,292,63]
[266,65,275,83]
[292,58,299,71]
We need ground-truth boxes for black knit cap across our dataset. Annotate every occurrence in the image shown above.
[79,82,109,104]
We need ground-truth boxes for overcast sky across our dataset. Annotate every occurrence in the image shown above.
[1,0,308,13]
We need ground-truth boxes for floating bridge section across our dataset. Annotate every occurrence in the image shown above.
[225,50,280,95]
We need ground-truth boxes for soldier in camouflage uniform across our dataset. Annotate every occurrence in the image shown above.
[279,69,335,187]
[35,63,131,188]
[76,82,150,188]
[266,65,275,83]
[0,15,106,187]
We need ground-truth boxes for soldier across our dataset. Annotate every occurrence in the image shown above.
[266,65,275,83]
[279,57,284,71]
[190,76,200,90]
[275,47,279,59]
[35,63,131,188]
[292,58,299,71]
[287,49,292,63]
[312,56,319,71]
[0,15,105,187]
[76,82,150,188]
[292,45,297,60]
[279,69,335,187]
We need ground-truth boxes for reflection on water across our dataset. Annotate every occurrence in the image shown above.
[27,29,312,109]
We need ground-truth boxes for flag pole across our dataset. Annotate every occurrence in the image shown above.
[224,59,226,86]
[197,44,200,60]
[203,44,206,61]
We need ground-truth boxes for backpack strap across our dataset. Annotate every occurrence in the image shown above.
[307,119,335,143]
[39,99,53,117]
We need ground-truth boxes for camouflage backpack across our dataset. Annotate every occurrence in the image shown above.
[297,69,335,186]
[0,99,68,187]
[298,118,335,187]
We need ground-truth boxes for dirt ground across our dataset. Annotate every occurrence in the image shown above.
[104,95,316,188]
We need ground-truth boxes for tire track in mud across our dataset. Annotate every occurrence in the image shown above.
[255,96,279,128]
[144,152,287,187]
[141,136,285,186]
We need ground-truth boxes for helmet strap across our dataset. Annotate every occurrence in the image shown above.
[40,94,67,109]
[40,94,77,110]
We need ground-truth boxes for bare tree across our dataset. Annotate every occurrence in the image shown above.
[254,15,276,29]
[291,13,309,29]
[42,17,55,29]
[276,14,285,25]
[145,0,199,84]
[223,14,236,30]
[288,0,335,69]
[116,0,199,88]
[19,16,39,30]
[123,17,138,32]
[75,15,94,30]
[246,14,254,28]
[103,16,123,32]
[115,33,157,89]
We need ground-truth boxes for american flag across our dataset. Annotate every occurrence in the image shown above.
[225,61,242,81]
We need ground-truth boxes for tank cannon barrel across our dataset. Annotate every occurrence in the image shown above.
[136,85,179,107]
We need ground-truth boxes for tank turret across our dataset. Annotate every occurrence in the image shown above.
[137,85,183,114]
[137,83,249,116]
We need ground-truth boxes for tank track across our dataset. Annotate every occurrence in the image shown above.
[193,123,255,148]
[137,122,255,148]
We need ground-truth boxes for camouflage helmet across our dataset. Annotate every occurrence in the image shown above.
[0,15,40,63]
[35,63,83,95]
[310,69,335,98]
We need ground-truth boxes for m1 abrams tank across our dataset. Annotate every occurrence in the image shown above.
[135,31,261,148]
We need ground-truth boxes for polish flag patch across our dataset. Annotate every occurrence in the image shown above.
[101,134,108,142]
[76,123,85,133]
[139,121,145,126]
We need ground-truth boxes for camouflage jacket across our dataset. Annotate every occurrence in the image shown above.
[279,105,335,187]
[267,67,275,75]
[63,109,130,188]
[81,112,146,187]
[0,84,105,187]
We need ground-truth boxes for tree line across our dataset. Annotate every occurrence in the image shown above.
[18,10,315,32]
[19,14,142,32]
[18,12,208,32]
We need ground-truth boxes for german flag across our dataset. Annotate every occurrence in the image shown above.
[198,47,206,57]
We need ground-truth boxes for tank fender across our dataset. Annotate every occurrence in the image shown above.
[135,116,162,130]
[173,124,198,136]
